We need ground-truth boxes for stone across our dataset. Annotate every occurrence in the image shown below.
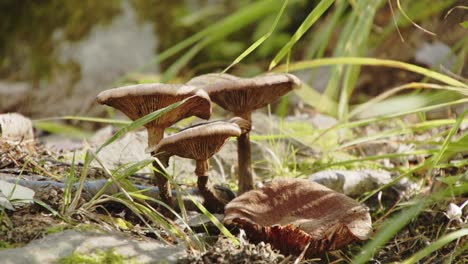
[0,230,186,264]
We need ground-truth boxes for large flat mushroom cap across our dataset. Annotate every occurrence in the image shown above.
[224,178,372,257]
[188,73,301,115]
[153,121,242,160]
[96,83,211,128]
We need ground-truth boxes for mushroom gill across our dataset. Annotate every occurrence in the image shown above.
[223,178,372,257]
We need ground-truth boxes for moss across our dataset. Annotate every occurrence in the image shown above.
[0,240,14,250]
[58,249,139,264]
[44,224,69,235]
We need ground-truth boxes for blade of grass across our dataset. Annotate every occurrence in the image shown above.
[349,82,468,119]
[396,0,436,36]
[353,184,468,263]
[305,0,347,60]
[160,42,205,82]
[339,98,468,129]
[34,116,130,126]
[222,0,289,73]
[95,99,184,154]
[401,229,468,264]
[336,0,382,121]
[269,0,335,69]
[33,121,90,139]
[310,98,468,150]
[182,189,239,245]
[274,57,468,88]
[430,109,468,166]
[313,150,435,172]
[62,152,77,215]
[67,149,92,214]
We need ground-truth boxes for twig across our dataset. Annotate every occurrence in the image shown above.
[28,158,61,180]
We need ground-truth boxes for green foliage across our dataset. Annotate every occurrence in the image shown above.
[33,121,90,139]
[58,249,135,264]
[0,241,13,250]
[269,0,334,69]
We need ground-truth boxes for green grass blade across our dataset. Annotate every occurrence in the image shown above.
[353,198,427,263]
[183,191,239,245]
[401,229,468,264]
[95,100,184,154]
[62,152,77,215]
[275,57,468,87]
[67,149,92,214]
[33,121,90,139]
[335,0,382,121]
[353,184,468,263]
[34,116,130,125]
[339,98,468,129]
[430,109,468,166]
[222,0,289,73]
[160,43,204,82]
[349,83,468,119]
[396,0,436,36]
[269,0,335,69]
[304,0,347,60]
[114,159,154,179]
[34,199,60,217]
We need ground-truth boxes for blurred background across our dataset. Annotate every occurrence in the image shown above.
[0,0,466,122]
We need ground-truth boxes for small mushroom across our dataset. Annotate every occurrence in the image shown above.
[188,73,301,194]
[154,118,250,213]
[224,178,372,257]
[96,83,211,208]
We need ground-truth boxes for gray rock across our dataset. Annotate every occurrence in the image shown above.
[0,180,35,210]
[0,113,34,145]
[415,41,456,70]
[309,169,393,197]
[0,230,186,264]
[92,128,152,173]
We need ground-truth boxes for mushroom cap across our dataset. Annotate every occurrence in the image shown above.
[224,178,372,257]
[153,120,242,161]
[188,73,301,115]
[96,83,211,128]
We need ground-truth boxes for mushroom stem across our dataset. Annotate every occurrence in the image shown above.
[237,112,254,194]
[195,160,226,213]
[147,126,164,149]
[148,127,173,209]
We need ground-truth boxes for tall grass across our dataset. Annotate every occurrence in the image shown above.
[157,0,466,261]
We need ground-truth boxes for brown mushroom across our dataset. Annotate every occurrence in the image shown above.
[223,178,372,257]
[96,83,211,208]
[188,73,301,194]
[153,118,250,213]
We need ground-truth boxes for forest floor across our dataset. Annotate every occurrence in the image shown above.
[0,110,466,263]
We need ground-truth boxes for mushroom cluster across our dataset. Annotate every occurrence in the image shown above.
[97,74,373,257]
[96,73,300,213]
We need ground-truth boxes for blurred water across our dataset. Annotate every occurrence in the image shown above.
[56,0,158,94]
[0,0,159,117]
